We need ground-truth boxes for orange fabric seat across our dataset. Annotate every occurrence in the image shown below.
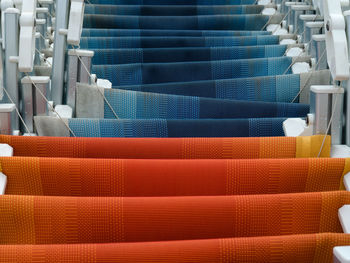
[0,191,348,245]
[0,233,348,263]
[1,157,349,196]
[0,135,331,159]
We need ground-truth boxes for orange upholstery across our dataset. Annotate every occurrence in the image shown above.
[0,135,331,159]
[1,157,349,196]
[0,233,348,263]
[0,136,345,262]
[0,191,348,245]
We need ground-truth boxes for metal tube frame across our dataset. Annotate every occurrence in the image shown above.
[51,0,69,105]
[66,49,93,114]
[0,104,15,135]
[21,76,50,133]
[4,8,20,130]
[310,86,344,145]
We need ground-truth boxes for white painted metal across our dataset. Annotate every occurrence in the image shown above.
[323,0,349,80]
[18,0,37,72]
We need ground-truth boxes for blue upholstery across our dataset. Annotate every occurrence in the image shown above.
[80,35,280,49]
[66,1,316,138]
[87,0,258,6]
[84,4,266,15]
[101,89,309,119]
[82,29,270,37]
[92,57,293,86]
[68,118,287,138]
[91,46,287,64]
[83,14,271,30]
[112,74,300,103]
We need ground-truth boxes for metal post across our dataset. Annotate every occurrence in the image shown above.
[291,5,315,34]
[34,33,42,65]
[304,21,324,43]
[312,34,327,70]
[284,2,307,24]
[4,8,20,130]
[21,76,50,133]
[310,85,344,145]
[33,77,50,116]
[21,80,34,133]
[51,0,69,105]
[66,49,93,113]
[298,14,323,39]
[0,104,15,135]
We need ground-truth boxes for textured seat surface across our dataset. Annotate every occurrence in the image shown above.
[84,4,267,15]
[87,0,259,5]
[83,14,272,30]
[1,157,349,196]
[75,87,309,119]
[81,36,281,49]
[67,118,287,137]
[0,192,349,244]
[0,233,349,263]
[0,135,331,158]
[81,28,271,37]
[91,45,288,64]
[92,57,294,86]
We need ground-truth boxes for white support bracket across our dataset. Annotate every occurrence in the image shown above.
[17,0,37,72]
[0,144,13,156]
[335,247,350,263]
[323,0,350,80]
[344,172,350,191]
[0,172,7,195]
[59,0,85,46]
[313,0,349,16]
[283,114,314,137]
[339,205,350,234]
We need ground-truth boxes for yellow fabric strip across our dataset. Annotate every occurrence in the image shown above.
[296,135,331,158]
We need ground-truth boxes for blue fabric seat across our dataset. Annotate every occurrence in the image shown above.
[81,29,270,37]
[84,4,266,15]
[92,57,293,86]
[80,35,280,49]
[110,74,300,102]
[91,45,287,64]
[87,0,258,6]
[68,118,288,138]
[59,1,319,138]
[83,14,271,30]
[97,89,309,120]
